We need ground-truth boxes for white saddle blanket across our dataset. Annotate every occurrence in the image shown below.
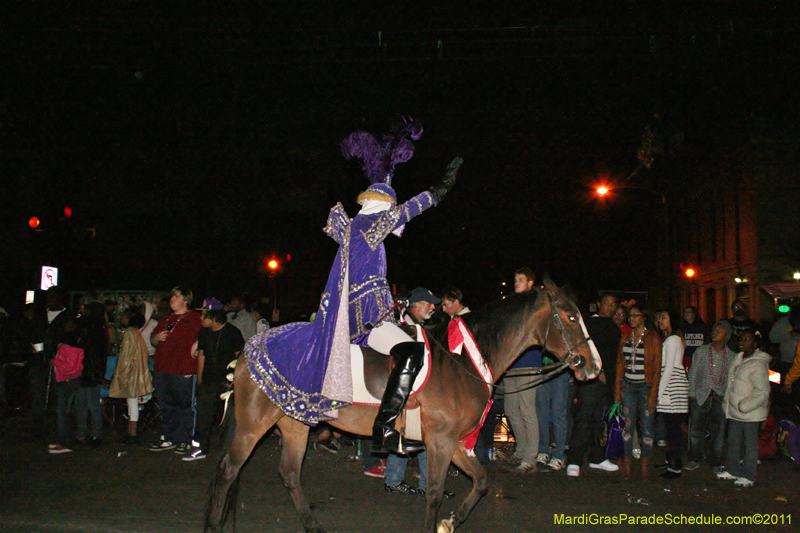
[350,324,432,406]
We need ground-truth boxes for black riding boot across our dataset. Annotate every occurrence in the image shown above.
[371,341,426,454]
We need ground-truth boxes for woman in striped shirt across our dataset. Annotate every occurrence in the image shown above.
[655,310,689,478]
[614,306,662,479]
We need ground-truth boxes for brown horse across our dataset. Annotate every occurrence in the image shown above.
[205,277,601,533]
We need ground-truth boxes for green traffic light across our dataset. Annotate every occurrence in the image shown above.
[778,304,791,313]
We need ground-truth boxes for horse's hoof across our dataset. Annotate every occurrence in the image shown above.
[437,517,455,533]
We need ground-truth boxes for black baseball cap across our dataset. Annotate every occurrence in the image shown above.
[407,287,441,305]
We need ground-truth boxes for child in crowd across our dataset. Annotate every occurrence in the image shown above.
[109,308,154,444]
[716,329,770,487]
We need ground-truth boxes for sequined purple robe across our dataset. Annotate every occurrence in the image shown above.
[246,192,435,423]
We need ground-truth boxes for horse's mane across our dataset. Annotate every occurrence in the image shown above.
[459,289,547,366]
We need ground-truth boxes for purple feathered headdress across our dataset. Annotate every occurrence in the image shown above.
[340,117,423,186]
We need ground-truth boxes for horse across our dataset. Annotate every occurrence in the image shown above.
[205,277,601,533]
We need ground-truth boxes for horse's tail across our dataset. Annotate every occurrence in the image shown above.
[204,393,240,533]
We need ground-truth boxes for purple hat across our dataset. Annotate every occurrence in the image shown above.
[197,297,224,311]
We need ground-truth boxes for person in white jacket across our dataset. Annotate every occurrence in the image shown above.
[716,329,771,487]
[656,310,689,478]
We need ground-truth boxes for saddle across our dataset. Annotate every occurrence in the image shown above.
[350,324,432,408]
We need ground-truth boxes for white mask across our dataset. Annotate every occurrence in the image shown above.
[358,199,392,214]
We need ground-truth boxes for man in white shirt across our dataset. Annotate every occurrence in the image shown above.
[225,296,257,341]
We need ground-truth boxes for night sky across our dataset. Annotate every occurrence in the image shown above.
[2,3,797,317]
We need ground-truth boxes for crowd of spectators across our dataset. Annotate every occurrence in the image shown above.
[0,286,268,461]
[342,273,798,494]
[1,274,798,495]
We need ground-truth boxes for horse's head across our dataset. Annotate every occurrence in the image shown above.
[540,277,602,381]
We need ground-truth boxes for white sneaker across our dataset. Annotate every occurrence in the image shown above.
[734,477,754,487]
[716,470,737,480]
[632,448,641,459]
[566,464,580,477]
[535,453,550,465]
[547,458,565,471]
[589,459,620,472]
[514,461,537,474]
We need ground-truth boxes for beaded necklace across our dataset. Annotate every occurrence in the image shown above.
[164,312,190,334]
[626,327,647,372]
[709,344,729,387]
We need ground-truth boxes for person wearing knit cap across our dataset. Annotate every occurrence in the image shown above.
[685,319,734,471]
[244,118,463,455]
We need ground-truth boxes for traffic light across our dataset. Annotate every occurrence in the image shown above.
[267,259,279,271]
[29,217,41,229]
[683,266,696,278]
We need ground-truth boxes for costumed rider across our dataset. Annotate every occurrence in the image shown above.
[243,117,462,458]
[339,120,463,456]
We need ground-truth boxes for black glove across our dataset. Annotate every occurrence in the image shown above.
[429,157,463,204]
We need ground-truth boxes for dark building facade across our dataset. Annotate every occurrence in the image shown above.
[674,138,800,325]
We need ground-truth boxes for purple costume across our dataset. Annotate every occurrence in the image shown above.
[246,192,435,424]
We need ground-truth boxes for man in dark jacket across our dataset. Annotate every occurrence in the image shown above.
[28,287,74,441]
[566,292,622,477]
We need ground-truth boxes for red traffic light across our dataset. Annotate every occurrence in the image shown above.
[64,206,72,218]
[267,259,279,270]
[684,267,696,278]
[29,217,40,229]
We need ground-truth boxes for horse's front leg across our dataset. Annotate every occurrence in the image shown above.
[276,417,327,533]
[422,436,459,533]
[442,444,490,531]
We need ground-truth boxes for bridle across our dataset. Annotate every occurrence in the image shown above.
[440,292,594,393]
[543,292,593,371]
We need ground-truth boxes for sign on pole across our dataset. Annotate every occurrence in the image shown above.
[40,266,59,291]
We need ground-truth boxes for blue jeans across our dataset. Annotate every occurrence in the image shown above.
[536,371,570,461]
[621,380,654,458]
[153,372,197,445]
[725,420,759,481]
[75,385,103,440]
[385,449,427,489]
[688,393,726,466]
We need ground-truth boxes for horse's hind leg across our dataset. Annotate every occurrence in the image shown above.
[276,417,327,533]
[436,445,490,532]
[205,376,282,532]
[206,418,276,532]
